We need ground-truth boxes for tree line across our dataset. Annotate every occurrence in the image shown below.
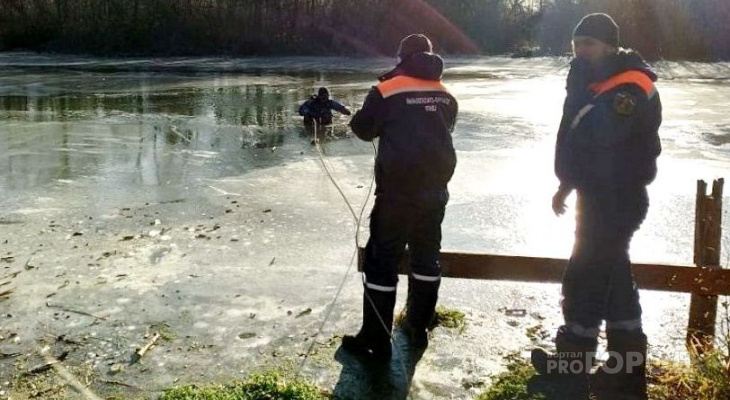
[0,0,727,60]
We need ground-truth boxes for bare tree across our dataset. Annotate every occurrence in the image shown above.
[0,0,726,60]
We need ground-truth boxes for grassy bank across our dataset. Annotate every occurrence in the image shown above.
[160,371,330,400]
[478,345,730,400]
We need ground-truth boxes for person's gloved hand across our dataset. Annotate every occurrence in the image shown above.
[552,185,573,216]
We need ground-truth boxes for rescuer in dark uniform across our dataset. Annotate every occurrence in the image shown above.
[531,14,662,400]
[342,34,458,361]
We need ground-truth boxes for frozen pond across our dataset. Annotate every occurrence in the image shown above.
[1,53,729,399]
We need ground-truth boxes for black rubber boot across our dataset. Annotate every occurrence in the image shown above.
[592,330,648,400]
[342,287,396,362]
[531,326,597,399]
[403,276,440,349]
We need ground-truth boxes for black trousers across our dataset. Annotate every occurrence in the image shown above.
[561,187,648,336]
[362,191,448,291]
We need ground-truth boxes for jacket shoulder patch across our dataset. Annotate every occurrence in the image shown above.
[612,91,637,116]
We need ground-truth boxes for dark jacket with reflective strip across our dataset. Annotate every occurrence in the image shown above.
[555,51,662,191]
[350,53,458,196]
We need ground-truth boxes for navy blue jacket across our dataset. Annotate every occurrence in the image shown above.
[350,53,458,196]
[555,50,662,191]
[299,97,350,119]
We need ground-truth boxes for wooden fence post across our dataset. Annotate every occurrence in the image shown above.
[687,178,724,354]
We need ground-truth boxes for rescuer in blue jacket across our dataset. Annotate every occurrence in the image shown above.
[532,14,661,400]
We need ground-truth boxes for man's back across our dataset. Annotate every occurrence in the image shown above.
[343,34,456,362]
[350,52,458,195]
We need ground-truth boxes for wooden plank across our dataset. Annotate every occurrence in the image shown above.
[358,248,730,295]
[688,178,724,351]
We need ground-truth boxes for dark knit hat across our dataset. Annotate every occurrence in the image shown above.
[317,87,329,97]
[397,34,433,57]
[573,13,619,47]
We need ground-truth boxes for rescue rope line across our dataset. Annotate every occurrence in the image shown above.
[295,120,375,376]
[297,120,414,400]
[295,247,358,377]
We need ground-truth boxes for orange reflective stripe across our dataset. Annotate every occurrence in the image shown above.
[377,76,448,99]
[589,70,656,99]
